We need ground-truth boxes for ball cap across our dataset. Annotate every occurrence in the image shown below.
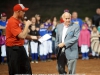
[1,13,7,17]
[64,9,69,12]
[13,4,29,11]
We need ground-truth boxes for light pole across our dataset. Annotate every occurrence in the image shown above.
[18,0,21,4]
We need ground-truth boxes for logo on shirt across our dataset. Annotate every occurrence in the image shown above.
[74,21,79,24]
[19,23,22,27]
[19,23,24,29]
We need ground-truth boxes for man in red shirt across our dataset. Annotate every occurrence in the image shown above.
[6,4,34,75]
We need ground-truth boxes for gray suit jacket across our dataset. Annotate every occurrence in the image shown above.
[55,23,80,60]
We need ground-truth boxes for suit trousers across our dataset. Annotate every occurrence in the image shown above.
[6,46,32,75]
[67,59,77,74]
[57,49,67,74]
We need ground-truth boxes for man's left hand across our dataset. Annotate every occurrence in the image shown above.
[58,43,65,48]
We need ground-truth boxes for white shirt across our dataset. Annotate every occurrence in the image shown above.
[62,25,68,43]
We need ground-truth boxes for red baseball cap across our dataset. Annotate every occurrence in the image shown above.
[13,4,29,11]
[1,13,7,17]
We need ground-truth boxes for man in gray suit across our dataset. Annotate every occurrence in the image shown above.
[55,12,80,74]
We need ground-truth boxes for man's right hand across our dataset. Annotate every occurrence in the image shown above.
[18,20,32,39]
[58,43,65,48]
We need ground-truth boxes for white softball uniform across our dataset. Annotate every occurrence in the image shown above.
[1,45,6,57]
[47,40,52,53]
[81,45,89,53]
[30,41,38,53]
[24,43,29,57]
[39,41,48,55]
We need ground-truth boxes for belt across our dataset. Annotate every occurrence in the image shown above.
[6,45,23,49]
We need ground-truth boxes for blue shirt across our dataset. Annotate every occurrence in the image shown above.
[44,23,52,29]
[39,28,47,36]
[0,20,7,34]
[47,30,52,40]
[71,18,83,30]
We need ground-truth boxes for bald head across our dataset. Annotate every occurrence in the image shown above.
[62,12,71,26]
[62,12,71,19]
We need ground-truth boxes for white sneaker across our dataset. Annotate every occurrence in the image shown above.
[82,57,85,60]
[31,61,34,63]
[35,61,38,63]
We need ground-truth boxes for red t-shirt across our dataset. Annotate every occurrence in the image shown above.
[6,16,24,46]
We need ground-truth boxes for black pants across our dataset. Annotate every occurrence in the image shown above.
[6,46,32,75]
[57,48,67,74]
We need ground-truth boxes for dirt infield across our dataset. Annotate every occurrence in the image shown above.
[0,57,100,75]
